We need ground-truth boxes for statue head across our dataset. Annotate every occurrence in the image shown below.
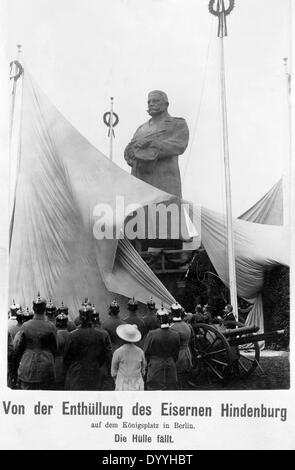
[147,90,169,117]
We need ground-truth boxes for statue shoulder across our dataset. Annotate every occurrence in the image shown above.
[172,116,187,123]
[132,120,150,137]
[171,116,189,130]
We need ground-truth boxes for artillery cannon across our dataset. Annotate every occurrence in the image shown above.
[191,319,285,383]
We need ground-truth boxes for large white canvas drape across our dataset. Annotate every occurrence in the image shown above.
[9,73,176,319]
[239,178,284,226]
[9,71,289,328]
[194,206,289,331]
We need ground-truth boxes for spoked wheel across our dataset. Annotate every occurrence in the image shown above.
[224,321,260,377]
[193,323,234,382]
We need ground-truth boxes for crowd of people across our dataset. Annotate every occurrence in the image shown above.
[7,294,235,391]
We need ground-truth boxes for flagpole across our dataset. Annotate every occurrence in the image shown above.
[283,57,292,227]
[109,97,114,161]
[9,45,24,250]
[209,0,238,319]
[103,97,119,161]
[9,44,22,153]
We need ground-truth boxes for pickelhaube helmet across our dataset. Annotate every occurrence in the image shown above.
[16,306,25,321]
[32,292,47,314]
[10,300,20,317]
[109,300,120,314]
[156,306,169,316]
[79,305,93,324]
[156,305,170,326]
[58,301,69,315]
[22,306,33,322]
[46,299,57,317]
[91,305,100,324]
[56,313,68,329]
[147,297,156,310]
[127,297,138,312]
[171,302,183,320]
[82,298,90,307]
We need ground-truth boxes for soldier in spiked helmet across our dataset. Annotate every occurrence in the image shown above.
[144,305,180,390]
[101,300,126,351]
[64,304,110,390]
[170,302,193,389]
[14,293,57,390]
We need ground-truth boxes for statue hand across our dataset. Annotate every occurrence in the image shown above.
[124,145,135,166]
[134,138,152,149]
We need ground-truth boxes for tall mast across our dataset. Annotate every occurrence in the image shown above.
[103,97,119,161]
[209,0,238,319]
[9,44,23,152]
[283,57,291,227]
[9,45,24,250]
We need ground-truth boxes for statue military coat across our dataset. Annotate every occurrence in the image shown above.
[124,115,189,198]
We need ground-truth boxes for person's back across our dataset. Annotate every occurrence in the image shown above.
[92,310,114,390]
[64,327,107,390]
[15,295,57,390]
[124,313,145,336]
[8,301,20,338]
[54,314,71,389]
[111,325,146,391]
[145,327,180,360]
[143,313,160,334]
[101,301,125,350]
[170,320,191,348]
[64,306,108,390]
[170,311,193,389]
[102,315,125,348]
[142,298,160,335]
[123,298,145,346]
[144,307,180,390]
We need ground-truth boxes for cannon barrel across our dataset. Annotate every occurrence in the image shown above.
[222,325,260,338]
[228,330,285,347]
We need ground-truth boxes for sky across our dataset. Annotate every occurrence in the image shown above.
[0,0,292,215]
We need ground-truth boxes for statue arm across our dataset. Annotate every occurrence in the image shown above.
[153,120,189,158]
[124,142,136,167]
[124,126,144,166]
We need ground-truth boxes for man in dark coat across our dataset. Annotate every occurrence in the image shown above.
[144,307,180,390]
[124,298,145,335]
[101,301,126,351]
[64,305,109,390]
[124,90,189,198]
[57,302,76,332]
[8,301,20,338]
[142,297,160,335]
[170,303,193,389]
[91,307,114,390]
[14,294,57,390]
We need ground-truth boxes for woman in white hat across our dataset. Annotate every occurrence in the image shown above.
[111,324,146,391]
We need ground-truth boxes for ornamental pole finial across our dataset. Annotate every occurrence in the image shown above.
[208,0,235,38]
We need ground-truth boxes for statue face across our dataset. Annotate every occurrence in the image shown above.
[147,93,168,116]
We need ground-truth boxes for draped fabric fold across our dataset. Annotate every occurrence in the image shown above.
[193,205,289,332]
[238,178,283,225]
[9,72,177,319]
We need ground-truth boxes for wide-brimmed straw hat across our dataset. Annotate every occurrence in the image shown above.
[116,324,141,343]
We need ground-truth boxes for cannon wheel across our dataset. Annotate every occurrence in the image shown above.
[192,323,234,382]
[224,320,260,377]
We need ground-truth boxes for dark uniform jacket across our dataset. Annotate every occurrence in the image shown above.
[124,115,189,198]
[15,316,57,385]
[101,316,126,351]
[64,326,108,390]
[143,313,160,335]
[144,327,180,390]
